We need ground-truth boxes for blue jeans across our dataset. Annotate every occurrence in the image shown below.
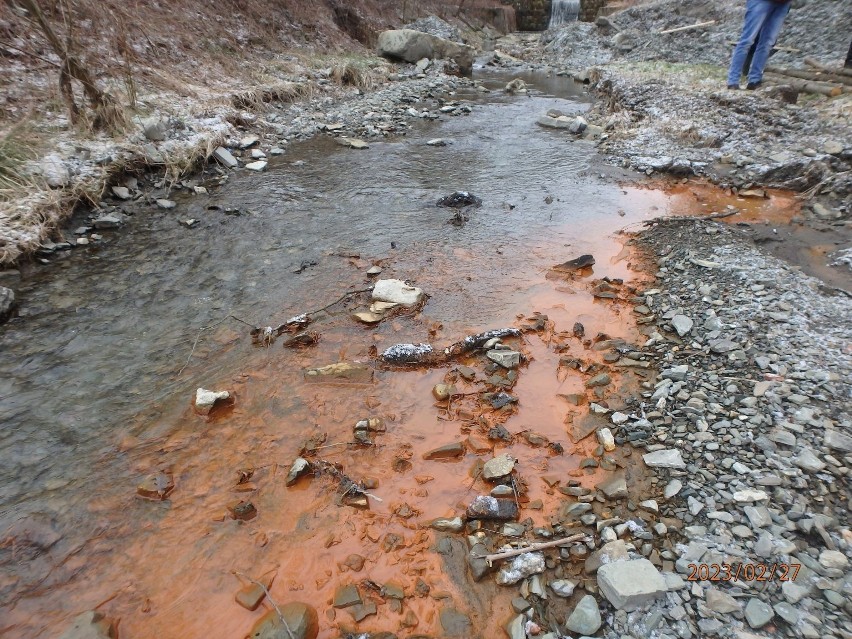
[727,0,791,85]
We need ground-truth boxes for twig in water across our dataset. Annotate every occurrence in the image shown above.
[232,571,294,639]
[176,314,255,377]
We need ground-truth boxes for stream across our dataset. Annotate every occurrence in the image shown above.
[0,72,798,639]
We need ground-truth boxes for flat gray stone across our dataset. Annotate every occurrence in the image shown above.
[212,146,238,168]
[744,598,773,628]
[705,588,742,613]
[596,472,628,499]
[487,349,521,369]
[597,558,667,611]
[671,314,693,336]
[643,449,686,469]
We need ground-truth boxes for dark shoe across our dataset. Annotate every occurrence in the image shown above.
[746,82,762,90]
[727,84,740,90]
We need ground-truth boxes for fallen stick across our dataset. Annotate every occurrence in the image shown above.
[804,57,852,78]
[642,210,738,227]
[765,65,852,87]
[764,74,844,97]
[659,20,715,34]
[477,533,588,564]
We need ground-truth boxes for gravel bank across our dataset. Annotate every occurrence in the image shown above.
[612,216,852,639]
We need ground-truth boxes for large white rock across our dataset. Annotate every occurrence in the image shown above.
[496,552,545,585]
[377,29,475,75]
[372,279,424,307]
[482,453,515,480]
[195,388,231,415]
[642,449,686,469]
[41,153,69,188]
[597,558,667,611]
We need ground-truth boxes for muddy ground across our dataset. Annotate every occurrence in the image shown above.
[0,5,850,639]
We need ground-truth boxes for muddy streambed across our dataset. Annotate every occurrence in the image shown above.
[0,75,798,638]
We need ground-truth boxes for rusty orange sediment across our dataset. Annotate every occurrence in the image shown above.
[1,183,797,638]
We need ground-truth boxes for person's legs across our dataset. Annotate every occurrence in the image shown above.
[727,0,772,87]
[746,1,791,86]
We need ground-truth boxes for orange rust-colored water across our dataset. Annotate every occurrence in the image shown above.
[0,79,801,639]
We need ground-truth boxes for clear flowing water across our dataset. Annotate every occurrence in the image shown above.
[0,74,796,638]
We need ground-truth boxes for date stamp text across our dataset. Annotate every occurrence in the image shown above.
[686,563,801,582]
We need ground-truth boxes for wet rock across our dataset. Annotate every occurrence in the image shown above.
[597,427,616,451]
[436,191,482,208]
[487,349,521,369]
[432,383,456,401]
[228,500,257,521]
[744,598,773,628]
[468,543,493,581]
[491,485,514,497]
[337,137,369,150]
[482,453,515,480]
[235,570,276,611]
[381,342,434,364]
[496,551,545,585]
[565,595,602,635]
[377,29,475,75]
[431,517,464,532]
[304,362,373,383]
[248,602,319,639]
[642,449,686,469]
[585,372,611,388]
[212,146,238,168]
[427,138,447,146]
[92,215,122,229]
[553,254,595,271]
[439,608,472,637]
[285,458,311,486]
[537,114,574,129]
[423,442,465,460]
[245,160,268,172]
[372,279,424,306]
[466,495,518,520]
[0,286,16,323]
[504,78,527,94]
[57,611,117,639]
[349,601,377,622]
[596,472,628,499]
[489,391,518,409]
[333,584,362,608]
[136,471,174,500]
[194,387,231,415]
[597,558,667,611]
[352,310,383,324]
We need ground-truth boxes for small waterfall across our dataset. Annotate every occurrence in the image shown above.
[549,0,581,29]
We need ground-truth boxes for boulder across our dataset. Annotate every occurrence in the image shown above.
[194,388,231,415]
[372,279,424,306]
[377,29,475,75]
[597,558,667,611]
